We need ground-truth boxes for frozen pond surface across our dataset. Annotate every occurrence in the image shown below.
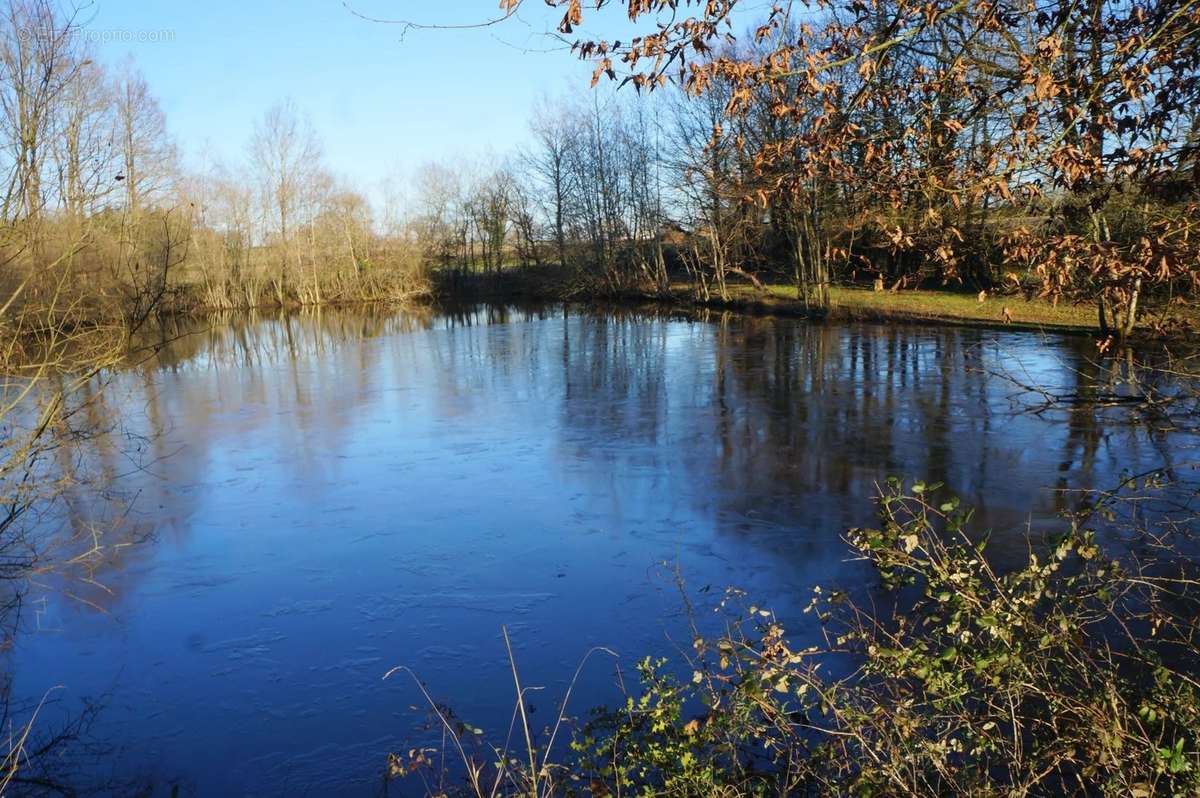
[7,303,1193,795]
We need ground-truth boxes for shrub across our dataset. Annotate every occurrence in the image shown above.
[397,481,1200,797]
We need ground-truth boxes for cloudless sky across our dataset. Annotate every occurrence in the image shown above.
[82,0,778,206]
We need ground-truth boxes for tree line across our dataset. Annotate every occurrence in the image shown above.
[1,0,1197,333]
[0,0,429,328]
[406,0,1199,340]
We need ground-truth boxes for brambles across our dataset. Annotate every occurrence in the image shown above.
[396,480,1200,796]
[586,481,1200,795]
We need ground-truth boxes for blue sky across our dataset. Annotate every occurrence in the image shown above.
[80,1,660,189]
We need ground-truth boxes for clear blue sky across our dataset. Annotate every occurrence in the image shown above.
[80,1,648,188]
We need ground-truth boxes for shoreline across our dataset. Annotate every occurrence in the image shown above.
[428,273,1196,341]
[118,272,1194,345]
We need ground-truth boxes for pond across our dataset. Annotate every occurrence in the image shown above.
[5,303,1195,795]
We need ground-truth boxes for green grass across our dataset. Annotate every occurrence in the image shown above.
[450,265,1194,336]
[711,284,1112,332]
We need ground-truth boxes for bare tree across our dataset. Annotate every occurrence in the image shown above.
[468,166,513,273]
[0,0,84,235]
[112,60,176,220]
[248,99,322,303]
[508,172,542,268]
[525,98,576,269]
[413,161,463,272]
[53,57,116,221]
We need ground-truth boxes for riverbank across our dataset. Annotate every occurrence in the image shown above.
[40,267,1184,348]
[691,284,1103,335]
[432,266,1195,339]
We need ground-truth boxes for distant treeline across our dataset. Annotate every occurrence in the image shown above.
[412,0,1200,341]
[0,1,428,328]
[0,0,1197,339]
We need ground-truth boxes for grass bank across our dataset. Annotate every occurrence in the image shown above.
[434,266,1196,338]
[703,284,1104,334]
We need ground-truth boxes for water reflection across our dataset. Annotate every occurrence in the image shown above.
[5,304,1196,795]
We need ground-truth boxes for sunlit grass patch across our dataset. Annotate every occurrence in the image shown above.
[717,283,1184,332]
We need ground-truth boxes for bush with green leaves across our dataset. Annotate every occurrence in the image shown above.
[569,480,1200,797]
[394,480,1200,797]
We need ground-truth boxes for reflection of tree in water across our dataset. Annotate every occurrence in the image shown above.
[31,304,562,614]
[26,307,448,606]
[21,301,1195,617]
[549,309,1194,570]
[0,305,454,795]
[996,340,1200,549]
[4,303,1194,793]
[0,377,174,795]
